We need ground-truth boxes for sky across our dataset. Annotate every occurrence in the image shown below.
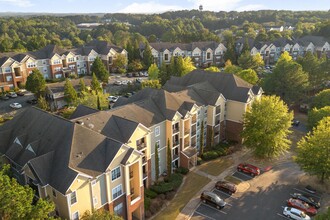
[0,0,329,13]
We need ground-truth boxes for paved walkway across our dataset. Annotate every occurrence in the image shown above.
[176,148,252,220]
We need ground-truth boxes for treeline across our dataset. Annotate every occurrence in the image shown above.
[0,10,329,53]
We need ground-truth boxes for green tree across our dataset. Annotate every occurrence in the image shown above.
[224,60,242,74]
[37,96,50,111]
[77,91,109,110]
[199,123,204,156]
[113,54,128,74]
[64,78,78,105]
[241,38,250,54]
[308,106,330,129]
[167,138,172,178]
[223,36,237,64]
[204,66,220,72]
[97,95,101,110]
[158,62,170,85]
[241,95,293,158]
[91,73,102,93]
[237,69,259,85]
[262,52,309,104]
[238,51,264,71]
[91,57,109,83]
[128,59,144,72]
[155,143,160,183]
[311,89,330,109]
[0,164,55,220]
[141,80,161,89]
[143,42,154,69]
[296,116,330,182]
[79,78,87,94]
[315,207,330,220]
[148,63,160,80]
[25,69,46,98]
[81,209,122,220]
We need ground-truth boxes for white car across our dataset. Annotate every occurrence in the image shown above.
[10,103,22,109]
[108,96,118,103]
[7,92,17,98]
[114,80,122,86]
[283,207,311,220]
[121,80,128,85]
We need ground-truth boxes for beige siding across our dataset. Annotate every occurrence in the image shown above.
[226,100,246,123]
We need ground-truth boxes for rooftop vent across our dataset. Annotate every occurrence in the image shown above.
[76,120,84,125]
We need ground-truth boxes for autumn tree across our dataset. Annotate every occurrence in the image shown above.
[148,63,160,80]
[224,60,242,74]
[25,69,46,98]
[262,52,309,104]
[91,57,109,83]
[308,106,330,129]
[0,164,55,220]
[81,209,122,220]
[238,51,264,71]
[113,54,128,74]
[204,66,220,72]
[77,90,109,110]
[128,59,143,72]
[141,80,161,89]
[237,69,259,85]
[241,95,293,158]
[167,138,172,178]
[296,116,330,182]
[64,78,78,105]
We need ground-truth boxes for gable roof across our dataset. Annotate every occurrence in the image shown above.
[28,45,67,59]
[0,107,124,194]
[149,41,220,52]
[46,77,92,94]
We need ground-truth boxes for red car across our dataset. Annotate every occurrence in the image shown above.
[287,198,317,216]
[237,163,260,177]
[215,181,237,194]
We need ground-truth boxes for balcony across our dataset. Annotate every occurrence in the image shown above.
[191,130,196,136]
[215,107,221,115]
[184,142,190,148]
[173,140,179,147]
[137,143,146,151]
[143,172,148,180]
[214,131,220,137]
[129,171,134,179]
[172,153,179,161]
[142,156,147,164]
[172,127,179,134]
[184,129,190,136]
[191,117,197,125]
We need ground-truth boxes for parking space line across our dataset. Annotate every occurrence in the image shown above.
[194,211,216,220]
[200,203,228,214]
[293,188,322,199]
[213,188,238,199]
[235,171,255,179]
[277,213,291,219]
[230,173,245,181]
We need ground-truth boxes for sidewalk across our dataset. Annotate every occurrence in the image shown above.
[176,148,252,220]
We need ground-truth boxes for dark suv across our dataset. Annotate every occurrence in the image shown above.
[237,163,260,177]
[215,181,237,194]
[200,191,226,209]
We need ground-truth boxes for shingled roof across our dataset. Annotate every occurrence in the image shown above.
[150,41,220,52]
[0,107,124,194]
[164,70,261,103]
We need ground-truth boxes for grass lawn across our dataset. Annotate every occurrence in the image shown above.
[224,175,242,185]
[197,157,234,176]
[153,172,210,220]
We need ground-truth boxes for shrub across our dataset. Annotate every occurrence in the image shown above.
[197,157,203,165]
[175,167,189,175]
[145,188,158,199]
[150,182,173,194]
[168,173,183,190]
[202,151,218,161]
[144,197,151,210]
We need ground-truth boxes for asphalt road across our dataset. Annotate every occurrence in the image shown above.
[191,161,322,220]
[0,93,35,115]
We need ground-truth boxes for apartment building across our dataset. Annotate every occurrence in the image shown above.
[0,107,145,220]
[147,41,227,68]
[0,41,127,91]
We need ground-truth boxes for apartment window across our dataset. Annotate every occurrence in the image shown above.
[111,167,121,181]
[68,57,75,62]
[156,140,160,150]
[6,76,12,82]
[53,59,61,65]
[112,185,122,200]
[89,57,95,62]
[4,67,11,73]
[114,203,123,215]
[93,196,98,205]
[206,52,211,59]
[69,64,75,69]
[70,191,77,205]
[164,54,169,61]
[52,189,56,198]
[54,67,61,72]
[72,211,79,220]
[27,62,36,68]
[155,126,160,137]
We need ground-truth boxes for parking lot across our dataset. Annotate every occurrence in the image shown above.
[0,92,35,115]
[190,161,323,220]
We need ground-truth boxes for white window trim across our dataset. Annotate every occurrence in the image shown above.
[111,166,121,182]
[70,191,77,206]
[112,184,123,200]
[155,126,160,137]
[114,202,123,215]
[93,196,98,205]
[72,211,79,220]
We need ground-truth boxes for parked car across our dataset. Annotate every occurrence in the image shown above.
[10,102,22,109]
[133,72,139,77]
[215,181,237,194]
[114,81,122,86]
[108,96,119,103]
[26,99,38,105]
[291,193,320,209]
[136,78,143,83]
[305,185,317,194]
[126,73,132,78]
[121,80,128,85]
[0,95,9,100]
[124,92,133,98]
[7,92,17,98]
[237,163,260,177]
[287,198,317,216]
[17,91,25,96]
[292,119,300,126]
[283,207,311,220]
[200,191,226,209]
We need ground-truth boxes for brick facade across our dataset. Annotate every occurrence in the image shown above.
[225,120,243,143]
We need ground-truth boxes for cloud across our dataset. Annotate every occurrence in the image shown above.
[236,4,265,11]
[118,1,185,14]
[0,0,33,7]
